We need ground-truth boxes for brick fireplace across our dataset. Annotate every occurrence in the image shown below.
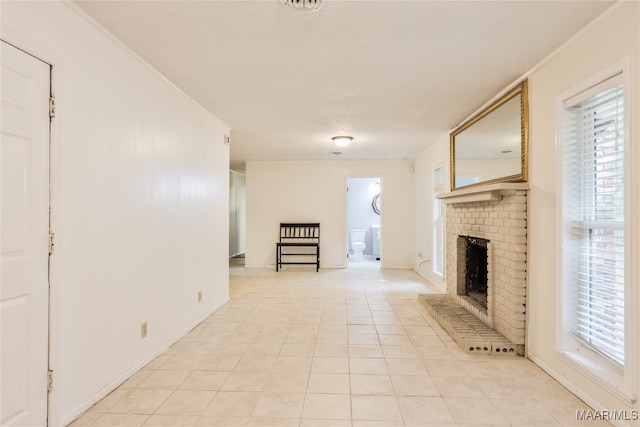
[420,183,529,355]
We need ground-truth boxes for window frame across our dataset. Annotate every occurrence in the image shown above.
[433,162,445,277]
[555,60,636,404]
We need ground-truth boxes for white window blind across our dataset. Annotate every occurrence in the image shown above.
[433,165,444,275]
[562,74,625,366]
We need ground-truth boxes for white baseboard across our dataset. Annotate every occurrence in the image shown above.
[527,352,635,427]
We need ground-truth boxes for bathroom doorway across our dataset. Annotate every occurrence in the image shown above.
[346,177,381,268]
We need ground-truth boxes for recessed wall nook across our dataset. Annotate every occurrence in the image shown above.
[420,183,529,356]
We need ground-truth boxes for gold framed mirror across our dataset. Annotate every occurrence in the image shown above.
[450,79,528,190]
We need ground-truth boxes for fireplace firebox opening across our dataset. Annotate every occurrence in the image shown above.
[457,236,489,310]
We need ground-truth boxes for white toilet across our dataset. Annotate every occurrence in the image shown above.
[350,229,367,262]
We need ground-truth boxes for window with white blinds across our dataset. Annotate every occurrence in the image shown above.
[433,165,444,276]
[562,73,625,367]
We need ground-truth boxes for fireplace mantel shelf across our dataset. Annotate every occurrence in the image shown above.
[436,182,530,204]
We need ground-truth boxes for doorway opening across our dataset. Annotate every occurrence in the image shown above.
[346,177,381,268]
[229,170,246,267]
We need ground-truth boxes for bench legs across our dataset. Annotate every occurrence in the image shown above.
[276,244,319,272]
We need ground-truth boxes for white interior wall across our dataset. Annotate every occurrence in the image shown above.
[2,2,231,425]
[245,160,414,269]
[413,134,448,290]
[527,2,639,416]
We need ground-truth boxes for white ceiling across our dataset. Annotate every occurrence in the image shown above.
[74,0,614,171]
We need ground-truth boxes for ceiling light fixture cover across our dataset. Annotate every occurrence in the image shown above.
[332,136,353,148]
[281,0,324,13]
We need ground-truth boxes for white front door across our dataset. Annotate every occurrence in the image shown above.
[1,41,51,426]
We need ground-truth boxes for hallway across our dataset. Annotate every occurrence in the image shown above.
[70,266,603,427]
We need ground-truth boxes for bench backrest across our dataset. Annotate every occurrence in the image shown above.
[279,223,320,243]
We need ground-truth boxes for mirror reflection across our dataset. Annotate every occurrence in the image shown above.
[451,80,528,190]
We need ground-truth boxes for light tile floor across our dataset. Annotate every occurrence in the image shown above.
[70,265,610,427]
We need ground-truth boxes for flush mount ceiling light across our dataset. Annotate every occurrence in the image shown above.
[332,136,353,148]
[281,0,324,13]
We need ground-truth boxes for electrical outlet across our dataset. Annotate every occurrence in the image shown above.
[141,322,148,339]
[198,291,203,303]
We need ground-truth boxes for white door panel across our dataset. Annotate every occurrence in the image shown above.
[1,41,51,427]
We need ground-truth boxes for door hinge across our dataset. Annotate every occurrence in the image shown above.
[47,370,53,392]
[48,232,55,254]
[49,96,55,119]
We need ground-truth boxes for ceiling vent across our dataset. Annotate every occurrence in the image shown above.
[281,0,324,13]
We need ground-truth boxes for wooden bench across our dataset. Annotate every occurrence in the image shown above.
[276,223,320,272]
